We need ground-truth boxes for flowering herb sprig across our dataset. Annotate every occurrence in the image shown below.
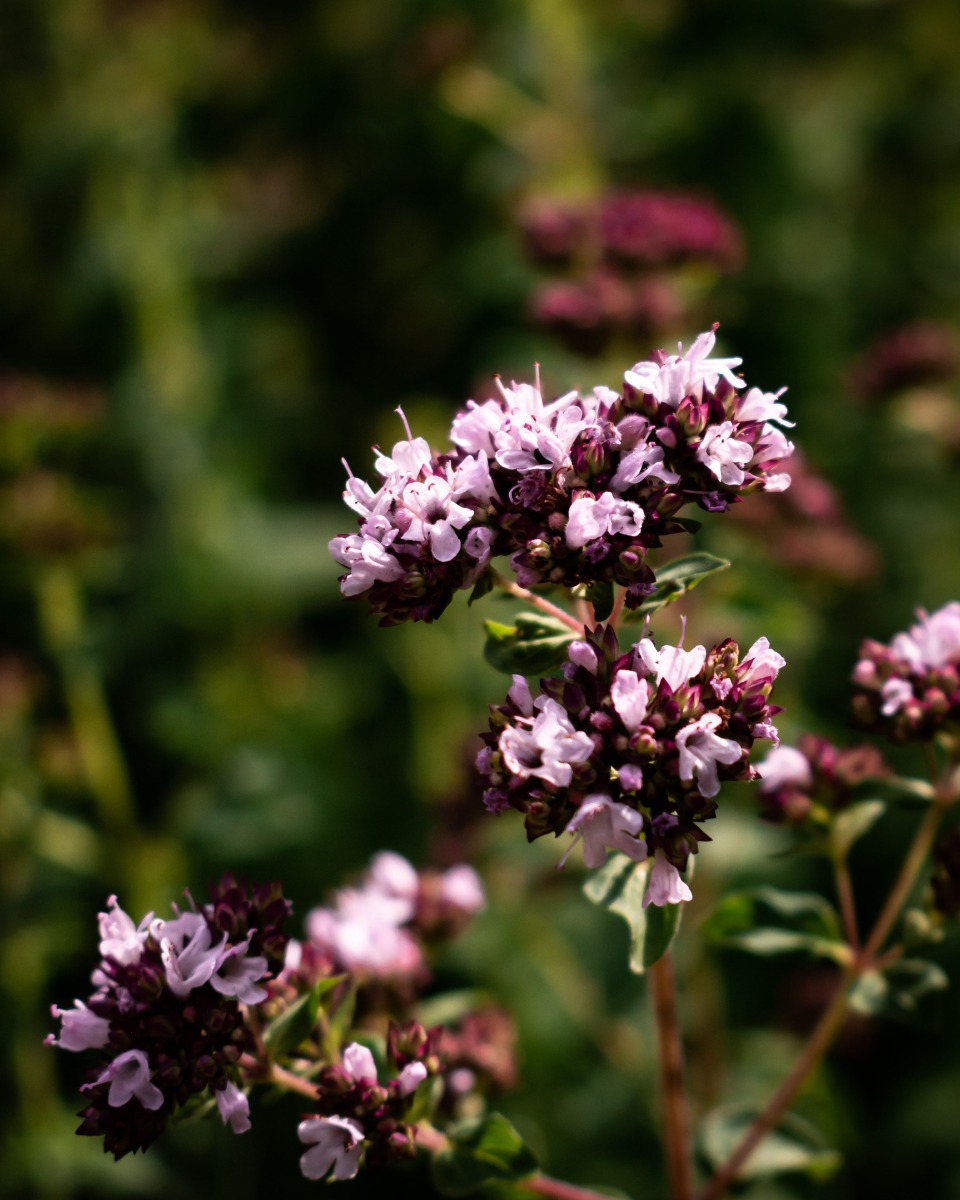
[330,327,794,625]
[478,623,784,904]
[48,877,291,1158]
[48,856,519,1186]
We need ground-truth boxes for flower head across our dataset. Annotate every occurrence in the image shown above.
[479,623,783,901]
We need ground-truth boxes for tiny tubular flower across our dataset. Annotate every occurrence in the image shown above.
[757,745,813,791]
[675,712,743,798]
[92,1049,164,1111]
[298,1115,365,1182]
[643,851,693,908]
[343,1042,378,1083]
[215,1081,251,1134]
[498,698,595,788]
[98,896,152,967]
[563,794,647,869]
[611,669,650,731]
[47,1001,111,1052]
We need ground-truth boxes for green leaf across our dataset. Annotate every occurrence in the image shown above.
[416,989,498,1028]
[583,854,683,973]
[864,775,936,805]
[467,569,494,606]
[263,975,345,1059]
[577,580,614,621]
[623,552,731,621]
[430,1113,538,1197]
[848,958,949,1024]
[483,612,576,676]
[702,888,849,964]
[830,799,886,857]
[700,1106,841,1183]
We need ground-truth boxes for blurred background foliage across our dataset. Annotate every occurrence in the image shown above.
[3,0,960,1197]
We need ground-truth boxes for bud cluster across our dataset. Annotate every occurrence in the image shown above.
[47,878,291,1158]
[330,328,794,625]
[851,602,960,742]
[476,623,783,903]
[298,1026,440,1180]
[756,735,889,826]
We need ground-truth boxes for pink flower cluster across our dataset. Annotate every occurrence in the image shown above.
[295,851,484,984]
[521,190,742,355]
[477,623,784,904]
[47,878,290,1159]
[852,602,960,741]
[330,328,793,624]
[756,735,889,826]
[298,1024,440,1181]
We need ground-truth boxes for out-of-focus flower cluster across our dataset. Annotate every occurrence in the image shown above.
[270,852,514,1183]
[48,877,291,1158]
[756,735,889,827]
[329,328,793,626]
[852,602,960,742]
[476,623,783,904]
[848,321,960,404]
[290,850,484,989]
[520,191,742,356]
[726,452,877,585]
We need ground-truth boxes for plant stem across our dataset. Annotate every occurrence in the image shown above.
[491,571,585,634]
[702,762,959,1200]
[266,1065,320,1100]
[832,853,860,952]
[697,973,851,1200]
[35,564,136,836]
[650,951,695,1200]
[859,789,951,965]
[608,585,627,630]
[523,1174,622,1200]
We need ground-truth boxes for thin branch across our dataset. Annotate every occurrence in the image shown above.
[859,791,950,965]
[491,570,585,634]
[650,952,695,1200]
[698,975,851,1200]
[266,1065,320,1100]
[523,1173,624,1200]
[607,585,627,630]
[832,853,860,953]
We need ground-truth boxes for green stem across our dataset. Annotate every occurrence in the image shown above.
[697,973,852,1200]
[859,789,951,966]
[34,563,135,836]
[832,853,860,953]
[650,951,695,1200]
[702,760,958,1199]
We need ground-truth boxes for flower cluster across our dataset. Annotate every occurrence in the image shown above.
[477,623,784,903]
[47,878,291,1158]
[520,191,742,355]
[851,602,960,742]
[330,328,794,625]
[849,320,959,403]
[520,191,742,274]
[298,1025,440,1181]
[756,735,889,826]
[298,851,485,985]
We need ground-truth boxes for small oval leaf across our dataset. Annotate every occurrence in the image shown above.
[430,1113,538,1197]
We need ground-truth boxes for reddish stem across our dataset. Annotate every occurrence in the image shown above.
[650,952,695,1200]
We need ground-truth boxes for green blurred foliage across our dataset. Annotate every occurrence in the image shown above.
[2,1,960,1198]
